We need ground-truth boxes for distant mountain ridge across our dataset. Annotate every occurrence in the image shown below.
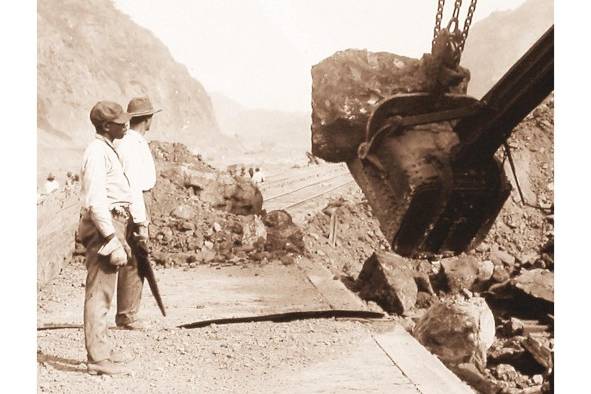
[37,0,224,178]
[211,92,311,163]
[461,0,553,98]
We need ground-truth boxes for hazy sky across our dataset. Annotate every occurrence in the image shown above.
[114,0,528,112]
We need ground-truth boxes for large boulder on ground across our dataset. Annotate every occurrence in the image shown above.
[310,49,469,162]
[356,251,417,315]
[413,296,496,371]
[241,215,267,249]
[262,210,305,254]
[199,173,263,216]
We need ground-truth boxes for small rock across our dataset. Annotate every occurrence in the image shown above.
[203,241,214,249]
[475,242,490,253]
[503,317,524,336]
[476,260,494,282]
[160,227,174,242]
[440,255,480,293]
[171,204,194,220]
[532,374,544,385]
[532,258,547,269]
[494,364,519,381]
[280,255,295,266]
[179,221,195,231]
[517,251,539,266]
[213,222,222,232]
[512,269,554,303]
[490,250,516,266]
[492,265,511,283]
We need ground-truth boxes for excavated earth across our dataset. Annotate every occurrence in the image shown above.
[38,97,553,393]
[301,96,555,393]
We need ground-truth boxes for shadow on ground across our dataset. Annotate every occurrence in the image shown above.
[37,350,86,373]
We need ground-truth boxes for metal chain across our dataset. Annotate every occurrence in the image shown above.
[459,0,478,52]
[432,0,446,50]
[451,0,463,26]
[431,0,478,56]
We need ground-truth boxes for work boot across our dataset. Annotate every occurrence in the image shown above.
[87,359,131,376]
[109,349,135,363]
[116,320,149,331]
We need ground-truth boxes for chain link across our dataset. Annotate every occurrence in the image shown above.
[432,0,446,50]
[451,0,463,24]
[431,0,478,56]
[459,0,478,52]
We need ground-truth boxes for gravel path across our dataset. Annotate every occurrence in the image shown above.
[37,262,421,393]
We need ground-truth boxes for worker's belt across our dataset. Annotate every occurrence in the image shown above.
[110,204,131,220]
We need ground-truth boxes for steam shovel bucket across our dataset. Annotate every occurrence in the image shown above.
[348,93,511,258]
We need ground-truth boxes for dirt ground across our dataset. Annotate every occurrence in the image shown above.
[37,96,553,393]
[37,161,425,393]
[38,253,434,394]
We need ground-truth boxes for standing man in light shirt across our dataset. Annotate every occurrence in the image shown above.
[78,101,149,375]
[114,96,161,330]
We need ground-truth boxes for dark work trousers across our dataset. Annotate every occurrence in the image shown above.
[80,210,133,363]
[115,190,151,326]
[114,221,143,326]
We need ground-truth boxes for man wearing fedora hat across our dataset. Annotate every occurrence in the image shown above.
[114,96,162,330]
[79,100,149,375]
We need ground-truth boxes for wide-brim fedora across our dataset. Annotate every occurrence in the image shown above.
[127,96,163,117]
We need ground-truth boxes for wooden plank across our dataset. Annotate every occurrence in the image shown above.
[373,325,474,394]
[296,257,369,311]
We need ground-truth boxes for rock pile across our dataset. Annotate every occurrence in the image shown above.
[146,141,304,267]
[301,95,554,393]
[70,141,305,269]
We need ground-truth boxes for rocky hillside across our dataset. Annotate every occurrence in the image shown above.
[462,0,553,98]
[37,0,223,180]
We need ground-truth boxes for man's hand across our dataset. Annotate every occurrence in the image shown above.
[98,236,129,267]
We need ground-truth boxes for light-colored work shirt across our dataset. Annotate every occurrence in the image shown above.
[80,134,145,237]
[115,128,156,191]
[115,128,156,222]
[43,180,59,194]
[252,171,264,185]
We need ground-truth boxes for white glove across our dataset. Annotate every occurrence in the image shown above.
[98,236,128,267]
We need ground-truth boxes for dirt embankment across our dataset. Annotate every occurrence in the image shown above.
[41,95,553,392]
[300,96,554,393]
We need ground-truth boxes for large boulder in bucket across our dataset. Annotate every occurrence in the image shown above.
[413,296,495,371]
[310,49,469,162]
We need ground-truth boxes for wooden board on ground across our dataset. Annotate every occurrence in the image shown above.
[296,257,368,311]
[373,325,474,394]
